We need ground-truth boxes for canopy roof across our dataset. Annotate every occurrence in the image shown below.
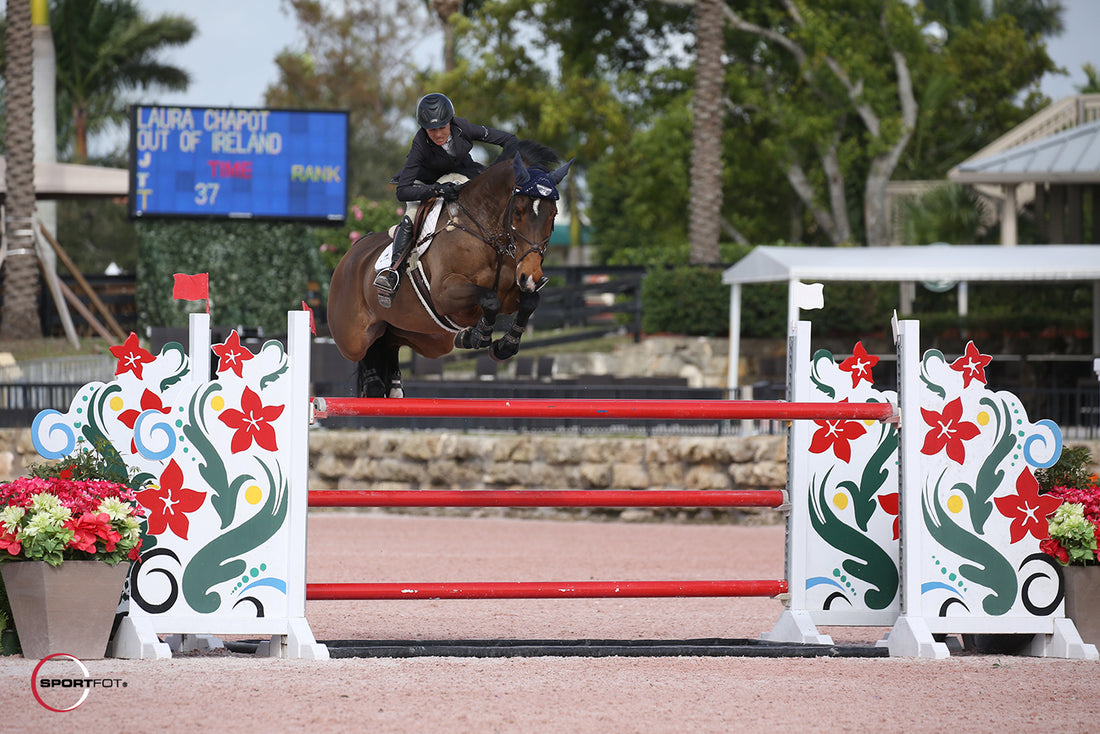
[0,158,128,199]
[722,245,1100,286]
[721,244,1100,389]
[950,119,1100,185]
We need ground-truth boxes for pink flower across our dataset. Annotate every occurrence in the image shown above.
[920,397,980,465]
[353,204,363,221]
[396,207,404,216]
[66,512,119,553]
[348,231,361,241]
[218,387,285,453]
[0,528,21,556]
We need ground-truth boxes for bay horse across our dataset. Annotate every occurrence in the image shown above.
[327,141,572,397]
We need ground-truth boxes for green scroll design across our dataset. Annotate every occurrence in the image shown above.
[181,458,289,614]
[180,383,237,529]
[968,396,1016,534]
[922,474,1016,615]
[259,341,288,390]
[920,349,948,399]
[809,468,899,610]
[157,343,189,392]
[809,349,837,398]
[836,421,898,533]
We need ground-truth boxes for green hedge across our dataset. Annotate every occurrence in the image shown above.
[136,220,325,335]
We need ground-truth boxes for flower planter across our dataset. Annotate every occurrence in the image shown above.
[0,561,129,660]
[1063,565,1100,647]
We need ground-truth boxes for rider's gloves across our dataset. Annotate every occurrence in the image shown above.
[436,182,461,201]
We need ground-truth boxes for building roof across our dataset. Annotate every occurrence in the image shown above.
[721,244,1100,285]
[950,119,1100,185]
[0,158,128,199]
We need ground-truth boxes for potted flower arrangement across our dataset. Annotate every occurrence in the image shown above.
[0,447,146,659]
[1038,445,1100,645]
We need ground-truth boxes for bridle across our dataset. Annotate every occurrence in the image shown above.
[443,188,553,290]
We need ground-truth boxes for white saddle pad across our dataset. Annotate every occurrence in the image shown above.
[375,199,446,272]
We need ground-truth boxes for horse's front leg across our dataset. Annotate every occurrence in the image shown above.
[490,289,539,362]
[454,288,501,350]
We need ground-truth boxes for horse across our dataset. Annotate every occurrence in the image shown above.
[327,140,572,397]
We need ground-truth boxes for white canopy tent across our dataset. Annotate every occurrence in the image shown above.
[721,245,1100,391]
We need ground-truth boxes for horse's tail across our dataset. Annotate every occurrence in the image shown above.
[355,330,401,398]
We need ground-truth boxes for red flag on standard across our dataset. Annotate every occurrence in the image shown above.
[301,301,316,336]
[173,273,209,301]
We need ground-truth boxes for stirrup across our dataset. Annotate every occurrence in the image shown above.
[374,269,399,308]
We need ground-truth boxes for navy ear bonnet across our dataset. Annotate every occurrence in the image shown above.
[512,155,573,200]
[514,169,561,200]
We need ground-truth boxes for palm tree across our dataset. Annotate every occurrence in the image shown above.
[688,0,723,264]
[49,0,195,162]
[2,0,40,339]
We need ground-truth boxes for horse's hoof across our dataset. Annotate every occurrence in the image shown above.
[490,341,517,362]
[388,386,404,398]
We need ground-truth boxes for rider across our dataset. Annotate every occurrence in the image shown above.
[374,92,519,307]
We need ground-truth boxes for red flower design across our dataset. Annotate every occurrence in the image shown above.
[218,387,284,453]
[212,331,255,378]
[119,389,173,453]
[135,459,206,540]
[877,492,900,540]
[950,341,992,388]
[920,397,981,465]
[993,468,1065,544]
[839,341,879,388]
[109,332,156,380]
[808,402,867,463]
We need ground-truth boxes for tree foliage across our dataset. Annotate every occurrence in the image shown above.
[264,0,431,201]
[2,0,196,162]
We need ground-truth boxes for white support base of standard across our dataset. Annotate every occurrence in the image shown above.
[253,618,329,659]
[886,616,950,658]
[761,609,834,645]
[1024,618,1099,660]
[108,616,173,659]
[167,634,225,654]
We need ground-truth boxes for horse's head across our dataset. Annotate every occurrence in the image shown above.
[509,155,573,292]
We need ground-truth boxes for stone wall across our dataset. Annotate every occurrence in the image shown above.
[308,430,787,492]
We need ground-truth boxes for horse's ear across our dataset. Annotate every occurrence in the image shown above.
[512,154,530,187]
[548,159,574,185]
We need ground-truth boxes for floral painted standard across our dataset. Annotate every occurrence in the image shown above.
[30,325,298,622]
[912,339,1065,621]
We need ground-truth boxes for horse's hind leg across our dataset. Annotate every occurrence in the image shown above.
[454,288,501,350]
[490,289,539,362]
[357,331,403,398]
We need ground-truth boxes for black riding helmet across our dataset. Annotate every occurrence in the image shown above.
[416,93,455,130]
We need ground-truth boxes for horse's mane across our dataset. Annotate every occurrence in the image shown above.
[492,139,560,171]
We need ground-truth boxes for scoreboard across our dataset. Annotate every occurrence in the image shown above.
[128,105,348,222]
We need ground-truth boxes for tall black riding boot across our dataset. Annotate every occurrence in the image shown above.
[374,215,414,308]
